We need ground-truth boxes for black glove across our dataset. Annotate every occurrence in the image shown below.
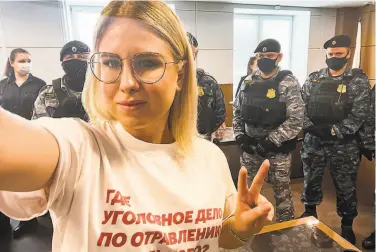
[360,148,374,161]
[256,138,277,158]
[236,135,254,154]
[306,126,333,139]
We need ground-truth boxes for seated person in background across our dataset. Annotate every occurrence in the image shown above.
[32,40,90,121]
[236,56,258,97]
[0,1,273,251]
[0,48,46,239]
[187,32,226,141]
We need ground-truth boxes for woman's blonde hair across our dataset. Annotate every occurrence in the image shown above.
[82,0,198,155]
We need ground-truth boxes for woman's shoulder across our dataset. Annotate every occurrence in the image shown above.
[191,137,226,160]
[31,118,113,148]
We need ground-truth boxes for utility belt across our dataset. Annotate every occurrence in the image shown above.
[246,135,297,154]
[306,132,358,148]
[305,126,357,142]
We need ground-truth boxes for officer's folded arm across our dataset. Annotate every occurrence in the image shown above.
[0,107,59,192]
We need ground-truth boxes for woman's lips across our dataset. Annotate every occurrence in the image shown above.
[118,100,147,111]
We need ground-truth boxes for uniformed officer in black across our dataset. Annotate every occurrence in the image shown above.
[300,35,370,244]
[0,48,45,239]
[32,41,90,121]
[187,32,226,141]
[233,39,304,222]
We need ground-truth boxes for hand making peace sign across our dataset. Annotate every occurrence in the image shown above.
[231,160,274,239]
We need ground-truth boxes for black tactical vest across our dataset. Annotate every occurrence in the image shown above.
[196,69,218,135]
[52,78,88,122]
[306,72,355,125]
[240,70,292,127]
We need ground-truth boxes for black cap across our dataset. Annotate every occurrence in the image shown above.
[60,40,90,61]
[323,35,351,49]
[254,39,281,53]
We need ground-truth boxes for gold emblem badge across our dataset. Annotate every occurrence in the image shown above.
[337,84,347,93]
[244,80,252,85]
[198,86,204,96]
[266,88,276,99]
[45,93,57,98]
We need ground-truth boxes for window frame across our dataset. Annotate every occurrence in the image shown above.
[233,13,294,92]
[66,3,176,46]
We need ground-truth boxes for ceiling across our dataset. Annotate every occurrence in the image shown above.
[31,0,375,9]
[189,0,374,8]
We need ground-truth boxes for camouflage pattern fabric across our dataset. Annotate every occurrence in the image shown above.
[32,78,81,119]
[233,68,304,222]
[241,151,295,222]
[233,69,304,147]
[301,67,370,218]
[358,85,375,151]
[197,68,226,137]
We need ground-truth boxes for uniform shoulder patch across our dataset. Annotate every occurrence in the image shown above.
[309,71,320,83]
[44,92,57,98]
[38,85,57,99]
[244,79,252,85]
[198,86,205,97]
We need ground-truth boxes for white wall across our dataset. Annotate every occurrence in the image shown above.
[0,0,65,83]
[173,2,336,84]
[0,1,336,85]
[307,9,337,75]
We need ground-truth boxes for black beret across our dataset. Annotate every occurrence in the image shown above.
[60,40,90,61]
[324,35,351,49]
[254,39,281,53]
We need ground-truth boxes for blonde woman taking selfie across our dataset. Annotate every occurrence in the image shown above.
[0,1,273,251]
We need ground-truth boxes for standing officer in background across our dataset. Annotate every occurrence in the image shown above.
[360,85,375,250]
[300,35,370,244]
[32,40,90,120]
[233,39,304,222]
[0,48,45,239]
[187,32,226,141]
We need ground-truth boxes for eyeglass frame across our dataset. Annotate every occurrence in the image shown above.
[89,52,182,84]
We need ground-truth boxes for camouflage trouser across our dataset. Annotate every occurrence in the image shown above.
[301,134,360,218]
[240,151,295,222]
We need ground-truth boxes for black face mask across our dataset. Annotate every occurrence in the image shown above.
[257,58,277,74]
[326,56,348,71]
[62,59,87,92]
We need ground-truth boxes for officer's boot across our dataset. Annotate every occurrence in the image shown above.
[341,217,356,245]
[12,218,38,239]
[299,205,318,219]
[362,231,375,250]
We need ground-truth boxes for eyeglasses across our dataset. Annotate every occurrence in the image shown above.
[89,52,180,84]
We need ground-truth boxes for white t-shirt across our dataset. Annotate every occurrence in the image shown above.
[0,118,237,252]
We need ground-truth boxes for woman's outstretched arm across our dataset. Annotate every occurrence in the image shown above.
[0,108,59,192]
